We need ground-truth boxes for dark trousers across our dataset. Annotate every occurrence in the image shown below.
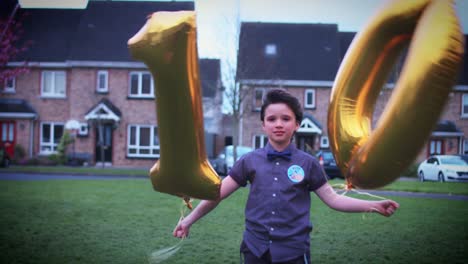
[240,241,310,264]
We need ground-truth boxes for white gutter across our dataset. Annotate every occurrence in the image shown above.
[240,79,334,87]
[7,61,147,69]
[0,113,37,119]
[432,131,464,137]
[240,80,468,91]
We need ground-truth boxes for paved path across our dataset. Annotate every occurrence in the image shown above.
[1,171,467,201]
[356,189,468,201]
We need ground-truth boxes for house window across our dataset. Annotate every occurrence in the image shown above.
[96,70,108,93]
[127,125,160,157]
[429,139,443,155]
[2,77,15,93]
[253,134,268,149]
[253,88,266,111]
[462,93,468,117]
[129,72,154,98]
[1,122,14,141]
[304,89,316,109]
[41,70,66,98]
[464,139,468,155]
[40,122,64,153]
[265,44,277,57]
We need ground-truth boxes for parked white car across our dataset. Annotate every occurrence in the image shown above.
[417,155,468,182]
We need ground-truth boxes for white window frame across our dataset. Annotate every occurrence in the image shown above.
[253,134,268,149]
[3,77,15,93]
[127,124,160,158]
[304,89,316,109]
[429,139,442,155]
[265,43,277,56]
[96,70,108,93]
[128,71,154,98]
[1,122,14,141]
[461,93,468,118]
[40,122,64,154]
[41,70,66,98]
[253,88,266,111]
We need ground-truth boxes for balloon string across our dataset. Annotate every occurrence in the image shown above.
[331,183,387,200]
[331,182,387,218]
[183,196,193,210]
[147,198,193,264]
[148,238,185,264]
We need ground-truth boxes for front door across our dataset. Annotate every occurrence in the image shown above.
[296,134,316,155]
[0,121,15,157]
[95,124,113,163]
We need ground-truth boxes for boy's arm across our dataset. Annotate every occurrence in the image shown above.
[173,176,240,238]
[314,182,399,217]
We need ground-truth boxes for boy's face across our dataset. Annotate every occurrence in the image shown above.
[262,103,299,149]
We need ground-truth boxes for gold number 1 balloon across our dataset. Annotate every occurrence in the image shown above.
[128,11,221,200]
[329,0,465,189]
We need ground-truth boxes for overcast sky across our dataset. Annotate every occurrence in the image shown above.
[195,0,468,58]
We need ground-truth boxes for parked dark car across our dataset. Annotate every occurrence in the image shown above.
[0,145,11,168]
[316,150,342,179]
[210,145,253,176]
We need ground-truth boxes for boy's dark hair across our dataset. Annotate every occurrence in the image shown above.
[260,89,303,124]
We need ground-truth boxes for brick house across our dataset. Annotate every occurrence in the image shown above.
[0,0,223,167]
[236,22,468,163]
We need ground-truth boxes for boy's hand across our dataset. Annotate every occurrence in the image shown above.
[373,200,400,217]
[173,218,190,238]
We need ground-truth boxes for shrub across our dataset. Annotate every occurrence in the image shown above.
[13,144,26,163]
[18,156,58,166]
[402,163,418,178]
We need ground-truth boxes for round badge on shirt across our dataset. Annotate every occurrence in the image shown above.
[287,165,305,183]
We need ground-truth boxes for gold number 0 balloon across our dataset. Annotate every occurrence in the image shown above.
[128,11,221,200]
[328,0,465,189]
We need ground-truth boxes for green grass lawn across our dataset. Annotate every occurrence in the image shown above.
[0,179,467,264]
[0,165,148,176]
[3,166,468,195]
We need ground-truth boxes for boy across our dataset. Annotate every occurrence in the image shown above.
[173,89,399,263]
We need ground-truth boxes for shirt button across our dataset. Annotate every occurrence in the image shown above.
[270,227,274,231]
[271,211,275,215]
[272,193,276,197]
[276,162,280,165]
[274,177,278,181]
[269,240,272,244]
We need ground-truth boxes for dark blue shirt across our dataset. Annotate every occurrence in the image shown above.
[229,143,327,262]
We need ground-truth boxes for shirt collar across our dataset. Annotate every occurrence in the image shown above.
[265,142,296,154]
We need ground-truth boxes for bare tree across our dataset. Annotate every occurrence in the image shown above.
[197,0,246,161]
